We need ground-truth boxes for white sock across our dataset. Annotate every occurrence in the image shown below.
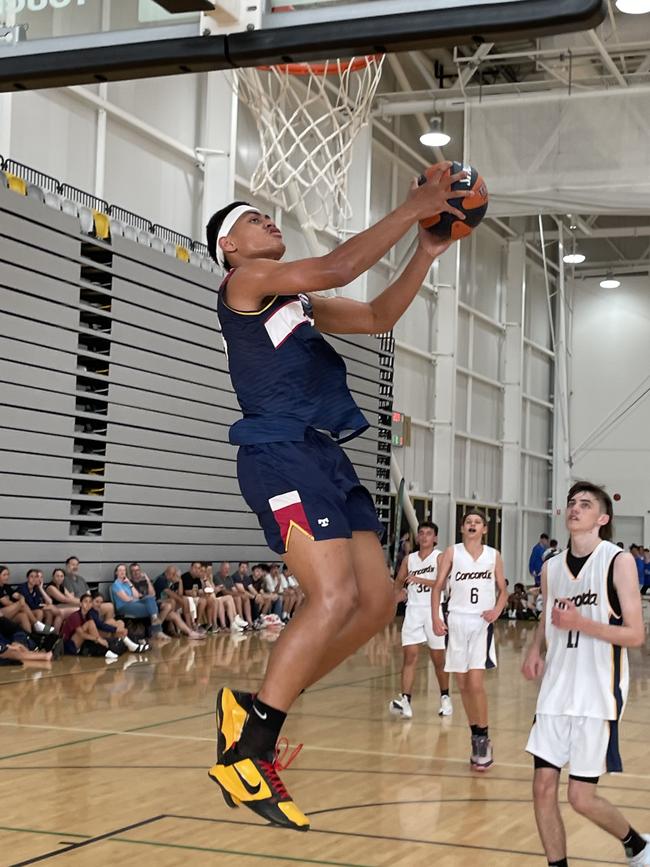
[123,636,139,652]
[33,621,45,633]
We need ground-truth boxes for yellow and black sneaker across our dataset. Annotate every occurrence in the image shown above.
[208,740,309,831]
[216,687,254,759]
[214,687,254,809]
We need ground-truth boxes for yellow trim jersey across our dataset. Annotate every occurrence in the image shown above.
[536,540,628,720]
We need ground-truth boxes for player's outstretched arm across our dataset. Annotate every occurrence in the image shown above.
[551,552,645,648]
[229,163,469,305]
[522,565,548,680]
[311,228,453,335]
[432,547,452,635]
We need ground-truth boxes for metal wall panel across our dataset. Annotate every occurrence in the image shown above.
[0,183,392,577]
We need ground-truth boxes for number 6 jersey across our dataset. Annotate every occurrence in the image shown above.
[536,540,628,721]
[447,542,497,615]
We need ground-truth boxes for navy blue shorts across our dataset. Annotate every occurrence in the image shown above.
[237,428,383,555]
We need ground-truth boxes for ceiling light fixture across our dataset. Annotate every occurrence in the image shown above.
[615,0,650,14]
[599,274,621,289]
[419,116,451,147]
[563,252,586,265]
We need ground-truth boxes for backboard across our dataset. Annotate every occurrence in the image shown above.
[0,0,606,92]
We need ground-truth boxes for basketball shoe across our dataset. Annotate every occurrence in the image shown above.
[471,735,493,771]
[627,836,650,866]
[389,694,413,719]
[214,687,254,808]
[438,695,453,717]
[208,739,309,831]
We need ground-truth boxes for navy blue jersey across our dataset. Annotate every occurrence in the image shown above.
[217,271,368,445]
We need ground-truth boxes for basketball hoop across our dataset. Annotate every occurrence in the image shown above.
[233,50,384,231]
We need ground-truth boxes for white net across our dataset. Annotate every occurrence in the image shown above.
[234,56,385,231]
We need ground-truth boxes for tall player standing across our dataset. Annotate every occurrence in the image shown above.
[389,520,452,719]
[204,163,470,830]
[431,510,507,770]
[523,482,648,867]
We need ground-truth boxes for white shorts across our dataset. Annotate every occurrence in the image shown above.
[526,713,622,778]
[444,612,497,673]
[401,605,445,651]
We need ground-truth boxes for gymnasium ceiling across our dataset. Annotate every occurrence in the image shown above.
[374,1,650,278]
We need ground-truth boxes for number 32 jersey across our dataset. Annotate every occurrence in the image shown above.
[406,549,441,607]
[536,540,628,720]
[447,543,496,615]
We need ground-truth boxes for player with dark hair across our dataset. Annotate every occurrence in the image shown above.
[523,482,648,867]
[432,509,507,771]
[205,164,470,830]
[390,520,452,719]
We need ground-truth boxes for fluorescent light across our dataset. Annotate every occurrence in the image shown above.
[615,0,650,13]
[563,252,586,264]
[420,116,451,147]
[600,275,621,289]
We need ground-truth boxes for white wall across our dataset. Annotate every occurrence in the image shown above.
[570,275,650,545]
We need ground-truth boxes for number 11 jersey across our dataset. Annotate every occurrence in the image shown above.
[536,540,628,720]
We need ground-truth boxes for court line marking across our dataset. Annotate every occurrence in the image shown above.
[4,721,650,781]
[10,815,165,867]
[163,813,618,865]
[2,764,648,795]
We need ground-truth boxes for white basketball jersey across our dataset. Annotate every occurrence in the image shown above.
[406,549,440,607]
[448,543,496,615]
[536,540,628,720]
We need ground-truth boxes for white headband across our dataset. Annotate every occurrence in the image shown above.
[216,204,260,270]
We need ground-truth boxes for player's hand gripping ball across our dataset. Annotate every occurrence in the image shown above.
[419,161,488,241]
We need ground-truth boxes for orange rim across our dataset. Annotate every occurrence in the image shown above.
[257,54,382,76]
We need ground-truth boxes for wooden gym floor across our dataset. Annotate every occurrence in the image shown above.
[2,615,650,866]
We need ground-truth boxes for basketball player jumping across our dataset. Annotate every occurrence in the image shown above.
[205,163,470,830]
[390,520,452,720]
[523,482,648,867]
[432,510,507,770]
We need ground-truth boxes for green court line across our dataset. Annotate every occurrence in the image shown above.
[0,710,213,761]
[110,836,374,867]
[0,823,371,867]
[0,824,88,839]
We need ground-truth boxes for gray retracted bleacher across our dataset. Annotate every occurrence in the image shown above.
[0,180,393,581]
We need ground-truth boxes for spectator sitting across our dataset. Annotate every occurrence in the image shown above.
[154,566,195,630]
[63,556,114,620]
[0,565,42,634]
[111,563,166,639]
[61,594,119,659]
[200,564,239,633]
[180,561,209,627]
[507,582,538,620]
[0,633,57,665]
[231,561,258,625]
[251,563,283,619]
[89,594,149,652]
[282,564,304,613]
[44,568,79,620]
[18,569,63,633]
[270,562,298,623]
[214,561,248,628]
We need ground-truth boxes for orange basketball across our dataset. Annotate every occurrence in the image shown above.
[419,161,488,241]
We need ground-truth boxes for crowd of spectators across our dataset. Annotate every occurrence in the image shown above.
[0,556,303,668]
